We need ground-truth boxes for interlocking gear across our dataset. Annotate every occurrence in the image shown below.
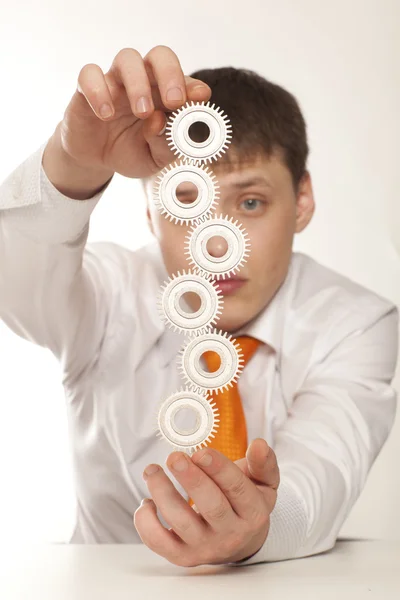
[156,389,220,454]
[153,161,220,225]
[166,101,232,164]
[155,103,246,455]
[157,271,223,334]
[179,330,244,395]
[184,215,250,279]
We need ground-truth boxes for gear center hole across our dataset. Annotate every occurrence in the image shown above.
[179,291,202,313]
[202,351,221,373]
[173,406,200,436]
[175,181,199,205]
[188,121,211,143]
[206,236,229,258]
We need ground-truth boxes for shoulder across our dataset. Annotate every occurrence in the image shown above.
[288,252,396,324]
[283,253,398,359]
[278,253,398,393]
[81,241,167,375]
[83,240,167,292]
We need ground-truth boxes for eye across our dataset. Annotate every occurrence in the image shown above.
[240,198,265,212]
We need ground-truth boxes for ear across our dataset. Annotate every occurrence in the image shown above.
[295,171,315,233]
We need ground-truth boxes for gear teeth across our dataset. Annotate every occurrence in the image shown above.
[178,330,243,394]
[158,271,224,335]
[184,214,250,279]
[156,102,263,455]
[155,388,220,452]
[153,161,220,225]
[165,101,232,164]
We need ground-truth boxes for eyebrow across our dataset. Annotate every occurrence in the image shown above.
[175,176,273,196]
[230,177,273,189]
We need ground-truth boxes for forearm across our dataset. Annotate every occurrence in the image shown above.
[42,122,114,200]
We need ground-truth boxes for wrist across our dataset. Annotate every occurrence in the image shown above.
[228,525,269,564]
[43,124,114,200]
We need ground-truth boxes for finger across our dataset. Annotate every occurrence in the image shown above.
[246,438,280,489]
[166,451,238,533]
[109,47,155,119]
[77,63,116,121]
[141,110,176,171]
[147,71,212,113]
[185,76,212,103]
[141,110,167,138]
[190,448,266,524]
[133,497,185,562]
[142,463,207,545]
[143,45,188,111]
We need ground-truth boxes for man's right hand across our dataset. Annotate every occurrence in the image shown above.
[60,46,211,180]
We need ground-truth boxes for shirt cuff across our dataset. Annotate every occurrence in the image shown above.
[228,479,309,566]
[0,141,112,244]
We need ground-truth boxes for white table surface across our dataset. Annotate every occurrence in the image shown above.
[0,539,399,599]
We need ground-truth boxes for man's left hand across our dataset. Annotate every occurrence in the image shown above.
[134,438,280,567]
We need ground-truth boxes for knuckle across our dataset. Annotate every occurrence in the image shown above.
[250,511,269,534]
[226,477,247,500]
[173,518,192,535]
[188,473,205,492]
[171,553,196,568]
[218,532,244,557]
[78,63,96,77]
[204,501,229,522]
[114,47,142,68]
[148,44,172,57]
[78,63,101,85]
[116,47,140,59]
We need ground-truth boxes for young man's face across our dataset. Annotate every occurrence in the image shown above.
[146,151,315,333]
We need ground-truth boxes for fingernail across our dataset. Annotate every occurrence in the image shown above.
[195,452,212,467]
[136,96,151,114]
[171,455,189,472]
[166,87,183,103]
[157,122,167,137]
[99,103,113,119]
[192,84,208,93]
[140,498,153,507]
[143,465,160,478]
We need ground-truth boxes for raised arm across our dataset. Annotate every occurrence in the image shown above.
[0,46,212,386]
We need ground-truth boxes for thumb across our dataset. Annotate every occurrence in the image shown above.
[246,438,280,489]
[142,110,175,170]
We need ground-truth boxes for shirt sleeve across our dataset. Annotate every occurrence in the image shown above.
[0,141,116,387]
[229,302,398,566]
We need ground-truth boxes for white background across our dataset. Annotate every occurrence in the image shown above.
[0,0,398,543]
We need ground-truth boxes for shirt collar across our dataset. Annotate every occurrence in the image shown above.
[231,257,294,354]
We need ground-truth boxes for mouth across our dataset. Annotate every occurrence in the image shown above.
[212,276,247,295]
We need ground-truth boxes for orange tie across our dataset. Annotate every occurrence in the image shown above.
[188,335,261,507]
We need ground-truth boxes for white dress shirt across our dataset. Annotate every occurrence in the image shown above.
[0,141,398,566]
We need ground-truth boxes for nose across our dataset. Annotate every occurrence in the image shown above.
[206,235,229,258]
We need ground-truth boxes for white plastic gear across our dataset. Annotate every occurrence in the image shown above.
[157,270,224,334]
[165,101,232,164]
[153,161,220,225]
[179,330,244,395]
[155,389,220,454]
[184,215,250,279]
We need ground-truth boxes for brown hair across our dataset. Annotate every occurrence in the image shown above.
[189,66,309,192]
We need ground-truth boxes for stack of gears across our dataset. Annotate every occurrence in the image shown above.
[153,101,251,456]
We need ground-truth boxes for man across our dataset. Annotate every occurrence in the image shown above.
[0,46,397,567]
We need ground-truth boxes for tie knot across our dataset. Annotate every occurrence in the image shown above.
[202,335,261,373]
